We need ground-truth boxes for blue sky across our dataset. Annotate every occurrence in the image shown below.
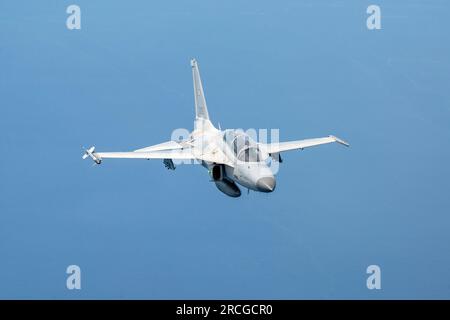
[1,0,449,299]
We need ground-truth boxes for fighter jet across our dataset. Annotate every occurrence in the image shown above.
[83,59,349,197]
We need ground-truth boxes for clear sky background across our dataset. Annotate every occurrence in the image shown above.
[1,0,449,299]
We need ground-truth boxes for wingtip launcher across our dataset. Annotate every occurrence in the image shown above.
[82,146,102,164]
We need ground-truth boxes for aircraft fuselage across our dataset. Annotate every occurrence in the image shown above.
[191,122,276,197]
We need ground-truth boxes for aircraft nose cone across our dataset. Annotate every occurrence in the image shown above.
[256,176,276,193]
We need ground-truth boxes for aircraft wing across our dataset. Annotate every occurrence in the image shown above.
[133,140,188,152]
[263,135,349,154]
[82,145,234,166]
[95,150,197,160]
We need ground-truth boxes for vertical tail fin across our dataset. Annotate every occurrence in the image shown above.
[191,59,210,120]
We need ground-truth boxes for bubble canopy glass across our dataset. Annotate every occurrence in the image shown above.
[222,130,263,162]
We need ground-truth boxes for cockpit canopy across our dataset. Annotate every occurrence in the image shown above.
[222,130,264,163]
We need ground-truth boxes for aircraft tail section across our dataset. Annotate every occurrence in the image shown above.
[191,59,210,121]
